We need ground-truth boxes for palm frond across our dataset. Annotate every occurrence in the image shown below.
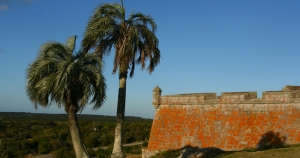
[67,36,77,53]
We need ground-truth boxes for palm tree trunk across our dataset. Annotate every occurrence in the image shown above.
[68,104,90,158]
[111,61,128,158]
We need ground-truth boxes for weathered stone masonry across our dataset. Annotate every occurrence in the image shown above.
[142,86,300,158]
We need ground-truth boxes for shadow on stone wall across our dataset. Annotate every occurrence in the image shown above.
[257,131,286,150]
[155,131,287,158]
[175,131,287,158]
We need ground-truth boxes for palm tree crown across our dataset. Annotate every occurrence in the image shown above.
[26,36,106,112]
[82,0,160,77]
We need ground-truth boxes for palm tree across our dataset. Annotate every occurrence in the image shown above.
[81,1,160,157]
[26,36,106,158]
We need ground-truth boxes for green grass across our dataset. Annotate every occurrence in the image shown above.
[215,147,300,158]
[150,144,300,158]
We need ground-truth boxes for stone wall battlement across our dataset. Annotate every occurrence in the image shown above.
[143,85,300,158]
[156,90,300,107]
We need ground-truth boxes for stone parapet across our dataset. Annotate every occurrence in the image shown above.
[262,90,300,102]
[155,89,300,106]
[220,92,257,103]
[160,93,217,105]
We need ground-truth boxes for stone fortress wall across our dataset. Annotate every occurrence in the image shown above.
[142,86,300,158]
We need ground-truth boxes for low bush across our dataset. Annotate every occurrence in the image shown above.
[123,145,142,154]
[53,147,75,158]
[87,149,96,157]
[151,149,181,158]
[142,141,148,147]
[95,148,112,158]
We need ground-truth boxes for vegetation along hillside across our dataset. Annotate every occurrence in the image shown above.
[0,112,152,157]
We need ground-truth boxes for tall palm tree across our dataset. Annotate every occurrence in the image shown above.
[82,1,160,157]
[26,36,106,158]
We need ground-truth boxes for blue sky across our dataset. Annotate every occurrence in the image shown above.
[0,0,300,119]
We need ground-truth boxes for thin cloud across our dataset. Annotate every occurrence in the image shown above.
[0,48,4,53]
[0,5,8,11]
[0,0,35,12]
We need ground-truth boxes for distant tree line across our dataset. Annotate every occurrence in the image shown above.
[0,112,152,122]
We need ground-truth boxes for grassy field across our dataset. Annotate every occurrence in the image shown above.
[217,147,300,158]
[152,144,300,158]
[204,147,300,158]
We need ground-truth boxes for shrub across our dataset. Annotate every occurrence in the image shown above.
[129,146,142,154]
[95,148,112,158]
[38,139,52,154]
[123,146,142,154]
[142,141,148,147]
[49,139,65,150]
[0,140,33,158]
[53,147,75,158]
[87,149,96,157]
[151,149,181,158]
[85,135,99,148]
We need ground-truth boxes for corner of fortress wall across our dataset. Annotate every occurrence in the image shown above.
[142,85,300,158]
